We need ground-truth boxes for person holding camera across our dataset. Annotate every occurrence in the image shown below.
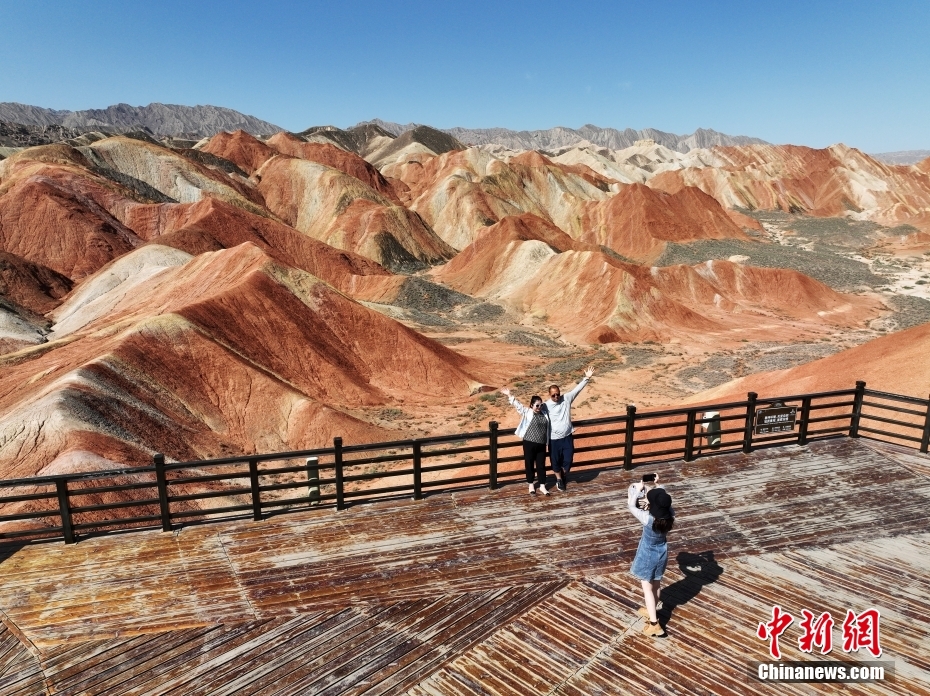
[628,473,675,637]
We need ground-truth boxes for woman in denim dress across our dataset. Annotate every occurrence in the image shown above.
[628,476,675,637]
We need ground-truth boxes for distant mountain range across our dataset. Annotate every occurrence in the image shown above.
[0,103,769,153]
[0,102,281,138]
[2,102,925,162]
[357,119,770,153]
[870,150,930,165]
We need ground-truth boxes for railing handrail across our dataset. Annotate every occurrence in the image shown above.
[0,387,871,489]
[859,388,930,406]
[0,466,159,488]
[1,382,928,545]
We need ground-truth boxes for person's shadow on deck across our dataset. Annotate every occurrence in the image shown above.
[659,551,723,630]
[571,469,600,483]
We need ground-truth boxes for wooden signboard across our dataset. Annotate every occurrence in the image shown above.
[755,405,797,435]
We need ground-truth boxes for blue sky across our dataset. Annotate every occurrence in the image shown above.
[1,0,927,152]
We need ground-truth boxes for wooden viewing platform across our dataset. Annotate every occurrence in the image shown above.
[1,436,929,694]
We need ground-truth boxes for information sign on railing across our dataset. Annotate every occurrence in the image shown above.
[755,404,798,435]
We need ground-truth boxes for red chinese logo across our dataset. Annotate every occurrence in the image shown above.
[842,609,882,658]
[798,610,834,654]
[758,607,882,659]
[757,605,794,659]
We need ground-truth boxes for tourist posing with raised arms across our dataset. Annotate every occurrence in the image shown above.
[543,367,594,492]
[501,387,550,495]
[628,474,675,637]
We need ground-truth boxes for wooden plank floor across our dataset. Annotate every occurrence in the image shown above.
[0,618,44,696]
[0,437,927,694]
[414,533,930,695]
[31,585,565,696]
[0,527,254,644]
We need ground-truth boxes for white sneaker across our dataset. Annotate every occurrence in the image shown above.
[528,483,536,495]
[539,484,549,496]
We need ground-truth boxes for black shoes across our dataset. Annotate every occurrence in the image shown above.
[556,479,566,492]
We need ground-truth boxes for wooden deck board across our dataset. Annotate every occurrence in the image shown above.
[354,583,566,696]
[0,621,46,696]
[600,535,930,695]
[0,530,254,646]
[34,586,566,696]
[859,437,930,478]
[48,627,218,695]
[408,580,634,696]
[0,437,927,693]
[113,619,306,696]
[134,613,353,696]
[417,529,930,695]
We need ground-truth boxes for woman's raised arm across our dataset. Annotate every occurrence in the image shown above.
[501,387,528,416]
[628,482,650,525]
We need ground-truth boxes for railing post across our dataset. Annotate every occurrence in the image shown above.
[154,453,172,532]
[334,437,345,510]
[920,394,930,454]
[55,479,75,545]
[849,381,866,438]
[412,441,423,500]
[743,392,758,454]
[248,459,262,521]
[684,409,696,462]
[488,421,499,490]
[623,405,636,469]
[306,457,320,505]
[798,397,812,446]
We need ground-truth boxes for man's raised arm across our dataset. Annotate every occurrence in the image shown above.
[564,366,595,403]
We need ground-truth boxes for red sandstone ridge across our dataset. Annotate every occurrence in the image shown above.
[266,132,401,204]
[433,214,880,343]
[383,148,746,259]
[255,155,454,270]
[0,143,391,297]
[199,129,275,175]
[91,136,267,208]
[382,148,613,250]
[119,197,391,296]
[0,147,146,280]
[518,255,878,344]
[509,151,616,192]
[649,261,880,326]
[502,250,715,343]
[690,321,930,402]
[0,243,487,479]
[571,183,748,263]
[0,252,73,315]
[649,144,930,233]
[432,213,599,296]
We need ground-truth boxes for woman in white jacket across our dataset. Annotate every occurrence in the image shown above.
[501,387,550,495]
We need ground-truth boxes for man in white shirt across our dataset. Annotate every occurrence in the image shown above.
[544,366,594,492]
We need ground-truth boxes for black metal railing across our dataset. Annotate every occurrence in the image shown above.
[1,381,928,545]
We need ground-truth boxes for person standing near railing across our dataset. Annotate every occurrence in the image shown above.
[544,367,594,492]
[500,388,551,495]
